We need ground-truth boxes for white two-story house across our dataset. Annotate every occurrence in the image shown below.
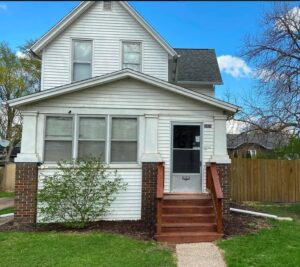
[9,1,238,243]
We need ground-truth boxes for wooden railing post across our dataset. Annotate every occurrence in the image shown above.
[156,162,164,236]
[207,163,224,234]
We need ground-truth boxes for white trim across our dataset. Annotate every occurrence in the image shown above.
[31,1,177,57]
[7,69,239,113]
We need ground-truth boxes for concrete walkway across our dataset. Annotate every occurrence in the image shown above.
[176,243,226,267]
[0,197,14,210]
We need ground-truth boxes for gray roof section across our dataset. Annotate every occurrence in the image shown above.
[174,48,223,84]
[227,132,289,150]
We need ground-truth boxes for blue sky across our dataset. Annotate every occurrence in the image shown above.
[0,1,277,102]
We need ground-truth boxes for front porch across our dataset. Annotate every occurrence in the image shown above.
[155,163,227,243]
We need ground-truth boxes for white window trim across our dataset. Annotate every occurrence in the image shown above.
[43,115,74,163]
[70,38,94,83]
[121,40,143,72]
[43,114,139,165]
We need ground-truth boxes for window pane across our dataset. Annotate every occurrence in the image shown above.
[122,64,140,71]
[173,150,200,173]
[111,141,137,162]
[79,117,106,140]
[44,141,72,162]
[124,52,140,64]
[73,40,92,62]
[123,43,140,53]
[112,118,137,140]
[173,126,200,149]
[46,117,72,139]
[73,63,91,81]
[78,141,105,160]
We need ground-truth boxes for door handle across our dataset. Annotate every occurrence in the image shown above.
[182,176,191,181]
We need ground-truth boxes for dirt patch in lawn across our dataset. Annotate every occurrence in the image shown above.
[223,202,270,238]
[0,220,152,240]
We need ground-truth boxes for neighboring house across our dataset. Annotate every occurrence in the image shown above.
[227,132,288,158]
[8,1,238,242]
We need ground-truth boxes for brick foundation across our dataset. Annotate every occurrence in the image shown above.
[14,163,38,228]
[215,164,231,216]
[141,162,159,237]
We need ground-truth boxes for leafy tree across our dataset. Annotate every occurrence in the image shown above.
[0,41,40,162]
[38,158,127,228]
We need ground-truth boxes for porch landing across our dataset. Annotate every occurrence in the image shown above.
[156,193,223,243]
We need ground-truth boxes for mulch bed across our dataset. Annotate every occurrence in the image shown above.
[223,202,270,238]
[0,220,152,240]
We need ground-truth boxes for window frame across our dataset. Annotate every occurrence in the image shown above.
[109,116,139,164]
[121,41,142,72]
[43,115,74,163]
[71,39,93,82]
[77,115,107,161]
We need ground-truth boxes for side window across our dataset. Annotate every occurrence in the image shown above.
[111,118,138,163]
[78,117,106,160]
[72,40,92,82]
[122,42,141,72]
[44,116,73,162]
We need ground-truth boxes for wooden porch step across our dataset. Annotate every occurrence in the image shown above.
[162,205,214,214]
[156,232,223,243]
[161,222,217,233]
[163,193,211,199]
[162,214,215,223]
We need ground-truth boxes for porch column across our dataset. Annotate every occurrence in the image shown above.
[15,111,39,163]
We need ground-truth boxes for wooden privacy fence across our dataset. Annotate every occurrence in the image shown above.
[231,159,300,203]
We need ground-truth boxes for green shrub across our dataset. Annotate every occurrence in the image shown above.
[38,158,127,228]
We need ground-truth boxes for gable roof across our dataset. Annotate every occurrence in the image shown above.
[174,48,223,84]
[31,1,177,57]
[7,69,239,113]
[227,132,289,150]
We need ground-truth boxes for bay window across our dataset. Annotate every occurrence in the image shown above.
[43,116,138,164]
[122,42,141,71]
[72,40,92,82]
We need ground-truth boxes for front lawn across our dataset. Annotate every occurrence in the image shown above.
[0,232,176,267]
[0,192,14,198]
[0,207,14,215]
[219,202,300,267]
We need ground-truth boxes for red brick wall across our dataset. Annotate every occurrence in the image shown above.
[14,163,38,228]
[141,162,158,237]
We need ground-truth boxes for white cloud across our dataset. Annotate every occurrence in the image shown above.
[16,51,27,59]
[217,55,252,78]
[0,4,7,11]
[226,119,249,134]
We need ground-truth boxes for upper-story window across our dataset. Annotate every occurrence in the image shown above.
[72,40,92,82]
[103,1,112,11]
[122,42,141,72]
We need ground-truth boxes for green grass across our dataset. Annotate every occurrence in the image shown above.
[219,202,300,266]
[0,192,14,198]
[243,202,300,221]
[0,207,14,215]
[218,220,300,267]
[0,232,176,267]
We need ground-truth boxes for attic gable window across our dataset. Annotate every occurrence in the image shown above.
[122,42,141,72]
[72,40,92,82]
[103,1,112,11]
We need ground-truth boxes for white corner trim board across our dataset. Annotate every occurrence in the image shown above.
[230,208,293,221]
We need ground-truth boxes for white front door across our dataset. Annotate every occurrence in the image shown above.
[171,124,202,192]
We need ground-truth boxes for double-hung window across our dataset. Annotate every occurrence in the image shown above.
[78,117,106,160]
[44,116,73,162]
[122,42,141,71]
[72,40,92,82]
[111,118,138,163]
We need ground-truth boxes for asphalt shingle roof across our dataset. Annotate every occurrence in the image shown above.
[174,48,223,84]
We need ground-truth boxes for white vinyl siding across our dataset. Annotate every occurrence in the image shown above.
[42,1,168,90]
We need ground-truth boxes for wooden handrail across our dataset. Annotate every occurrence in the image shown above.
[156,162,164,199]
[156,162,165,236]
[206,163,223,233]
